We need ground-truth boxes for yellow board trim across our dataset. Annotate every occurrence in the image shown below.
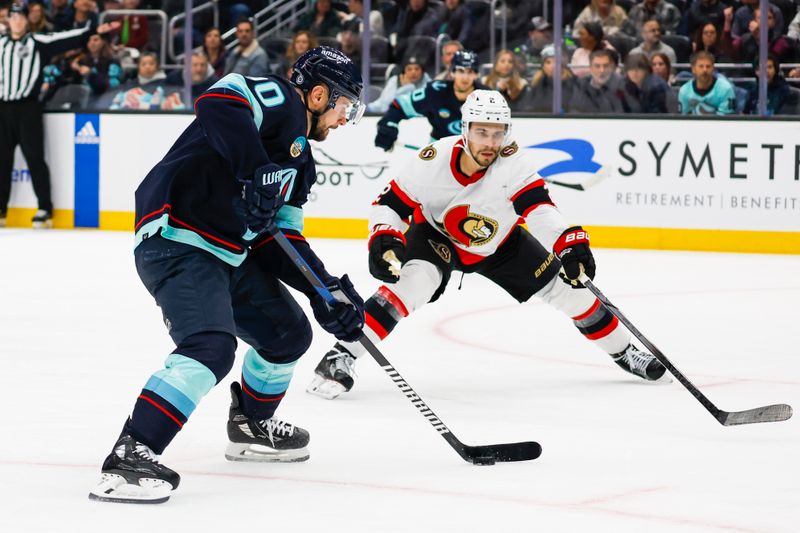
[5,208,74,229]
[9,210,798,254]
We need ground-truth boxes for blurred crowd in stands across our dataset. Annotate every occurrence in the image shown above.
[3,0,800,115]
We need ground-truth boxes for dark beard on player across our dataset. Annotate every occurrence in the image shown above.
[471,148,498,167]
[310,121,328,141]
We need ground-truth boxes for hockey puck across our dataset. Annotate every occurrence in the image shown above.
[472,456,496,466]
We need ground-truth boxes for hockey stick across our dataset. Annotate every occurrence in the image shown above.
[580,276,793,426]
[269,227,542,464]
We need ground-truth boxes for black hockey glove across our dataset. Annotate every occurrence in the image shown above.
[368,229,406,283]
[310,275,365,343]
[235,163,284,235]
[553,226,596,288]
[374,123,398,152]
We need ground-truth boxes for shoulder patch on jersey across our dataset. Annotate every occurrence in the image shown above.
[419,145,437,161]
[290,136,306,158]
[438,108,451,118]
[500,142,518,158]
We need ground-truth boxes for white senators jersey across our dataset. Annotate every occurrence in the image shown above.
[370,135,568,264]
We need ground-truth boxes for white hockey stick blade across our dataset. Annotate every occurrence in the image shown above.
[306,374,348,400]
[719,404,793,426]
[88,473,172,504]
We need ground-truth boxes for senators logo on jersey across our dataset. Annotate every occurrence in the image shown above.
[440,205,498,247]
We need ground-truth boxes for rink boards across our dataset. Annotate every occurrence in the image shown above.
[6,112,800,253]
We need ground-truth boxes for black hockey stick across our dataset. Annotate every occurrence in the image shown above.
[581,277,793,426]
[269,227,542,464]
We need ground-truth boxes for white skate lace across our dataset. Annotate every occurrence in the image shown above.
[327,349,356,378]
[258,418,295,437]
[619,347,653,374]
[116,441,160,464]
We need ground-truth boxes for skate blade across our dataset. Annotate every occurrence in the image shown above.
[31,221,53,230]
[225,442,310,463]
[88,473,172,504]
[306,375,347,400]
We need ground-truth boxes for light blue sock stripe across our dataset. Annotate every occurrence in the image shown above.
[143,375,197,418]
[148,354,217,415]
[242,348,297,395]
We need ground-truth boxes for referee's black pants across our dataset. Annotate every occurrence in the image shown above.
[0,99,53,213]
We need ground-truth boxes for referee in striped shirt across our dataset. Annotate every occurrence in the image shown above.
[0,4,117,228]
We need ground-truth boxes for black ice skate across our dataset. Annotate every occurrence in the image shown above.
[611,344,668,382]
[31,209,52,229]
[306,343,357,400]
[88,421,180,504]
[225,382,310,462]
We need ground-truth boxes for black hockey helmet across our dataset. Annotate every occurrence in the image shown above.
[290,46,365,124]
[451,50,479,72]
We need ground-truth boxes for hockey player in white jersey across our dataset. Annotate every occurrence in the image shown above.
[308,89,667,400]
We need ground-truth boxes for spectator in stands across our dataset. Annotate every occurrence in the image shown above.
[337,0,384,37]
[627,0,680,34]
[203,27,227,79]
[569,49,626,113]
[224,19,269,77]
[27,1,53,33]
[651,51,675,84]
[686,0,727,38]
[109,52,185,110]
[619,53,670,112]
[481,49,529,110]
[678,51,736,114]
[460,0,491,54]
[745,53,791,115]
[436,0,470,43]
[630,19,677,64]
[570,22,612,77]
[283,30,318,78]
[111,0,149,50]
[523,44,574,112]
[501,0,541,47]
[56,0,98,32]
[735,6,791,63]
[49,0,72,32]
[293,0,342,39]
[731,0,784,40]
[515,16,554,63]
[166,52,219,100]
[339,29,362,70]
[573,0,634,37]
[391,0,439,41]
[0,5,8,34]
[692,22,735,63]
[72,33,123,95]
[435,40,463,80]
[367,55,430,112]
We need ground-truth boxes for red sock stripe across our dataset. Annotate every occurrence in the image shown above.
[584,316,619,340]
[365,312,389,339]
[138,394,184,428]
[572,298,601,321]
[377,286,409,317]
[241,381,286,402]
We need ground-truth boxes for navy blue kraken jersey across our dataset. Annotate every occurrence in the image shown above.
[134,74,316,268]
[378,79,489,140]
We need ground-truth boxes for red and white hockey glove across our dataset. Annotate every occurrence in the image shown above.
[553,226,595,287]
[368,225,406,283]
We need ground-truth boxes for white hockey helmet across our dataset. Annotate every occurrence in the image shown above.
[460,89,512,147]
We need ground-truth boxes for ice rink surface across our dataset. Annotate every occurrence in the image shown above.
[1,230,798,533]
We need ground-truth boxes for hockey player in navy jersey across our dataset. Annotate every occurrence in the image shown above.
[308,90,667,400]
[374,50,488,151]
[89,47,367,504]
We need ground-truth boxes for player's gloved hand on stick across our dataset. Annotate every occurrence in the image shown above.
[368,228,406,282]
[311,275,365,343]
[553,226,596,288]
[374,124,398,152]
[236,163,284,234]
